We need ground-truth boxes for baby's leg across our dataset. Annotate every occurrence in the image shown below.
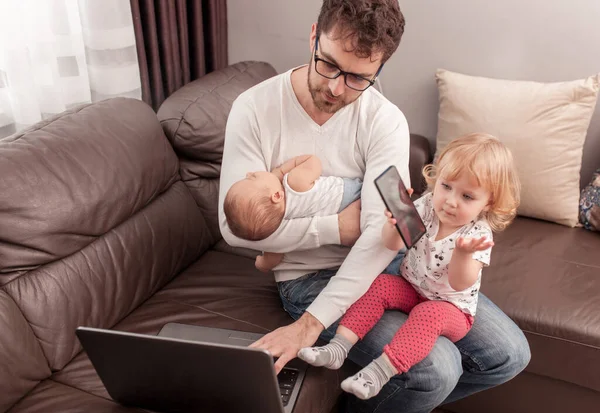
[341,300,472,400]
[298,274,420,369]
[255,252,283,273]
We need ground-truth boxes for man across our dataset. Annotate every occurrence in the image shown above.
[218,1,530,412]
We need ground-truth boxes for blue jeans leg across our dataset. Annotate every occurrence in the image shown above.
[277,267,530,413]
[442,293,531,404]
[277,269,341,342]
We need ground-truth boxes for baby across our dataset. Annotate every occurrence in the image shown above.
[223,154,362,272]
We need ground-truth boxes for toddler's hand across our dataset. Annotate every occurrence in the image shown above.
[382,210,405,251]
[455,236,494,254]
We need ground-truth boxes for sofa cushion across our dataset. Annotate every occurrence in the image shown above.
[481,217,600,393]
[157,61,278,243]
[7,380,143,413]
[1,98,212,372]
[148,251,291,325]
[446,370,600,413]
[435,69,600,227]
[52,250,353,413]
[0,291,51,412]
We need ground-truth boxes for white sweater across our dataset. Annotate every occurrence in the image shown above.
[218,67,411,328]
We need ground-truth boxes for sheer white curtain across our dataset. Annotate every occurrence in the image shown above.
[0,0,142,138]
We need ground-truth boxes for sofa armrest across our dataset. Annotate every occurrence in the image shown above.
[409,133,433,196]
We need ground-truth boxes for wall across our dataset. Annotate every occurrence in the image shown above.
[228,0,600,184]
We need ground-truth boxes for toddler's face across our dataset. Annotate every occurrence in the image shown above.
[432,172,491,228]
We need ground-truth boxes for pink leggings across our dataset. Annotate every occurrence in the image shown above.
[340,274,474,373]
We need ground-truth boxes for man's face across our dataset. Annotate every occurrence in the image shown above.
[308,28,383,114]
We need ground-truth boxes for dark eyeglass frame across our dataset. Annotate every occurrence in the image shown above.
[313,35,384,91]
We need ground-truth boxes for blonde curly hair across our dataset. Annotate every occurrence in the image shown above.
[423,133,521,232]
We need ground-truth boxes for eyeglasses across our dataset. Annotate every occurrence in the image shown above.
[313,36,383,92]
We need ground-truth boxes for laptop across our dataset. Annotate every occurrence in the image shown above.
[76,323,307,413]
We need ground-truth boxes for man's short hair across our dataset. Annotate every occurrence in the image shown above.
[317,0,405,63]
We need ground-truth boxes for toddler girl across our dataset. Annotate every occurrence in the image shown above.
[298,133,521,400]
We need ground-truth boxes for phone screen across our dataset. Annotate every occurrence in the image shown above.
[374,166,427,249]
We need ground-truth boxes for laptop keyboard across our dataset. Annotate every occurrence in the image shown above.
[278,367,299,406]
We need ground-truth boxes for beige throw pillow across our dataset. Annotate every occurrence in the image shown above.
[435,69,599,227]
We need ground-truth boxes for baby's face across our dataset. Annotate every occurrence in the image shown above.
[245,171,283,194]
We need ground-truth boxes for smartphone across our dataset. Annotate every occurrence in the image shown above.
[374,165,427,249]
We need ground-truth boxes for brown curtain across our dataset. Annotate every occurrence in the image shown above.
[130,0,228,110]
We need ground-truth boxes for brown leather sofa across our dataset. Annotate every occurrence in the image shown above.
[0,61,598,413]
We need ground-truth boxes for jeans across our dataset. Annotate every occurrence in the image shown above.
[277,258,531,413]
[339,177,363,212]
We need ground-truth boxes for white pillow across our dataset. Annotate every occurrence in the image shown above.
[435,69,600,227]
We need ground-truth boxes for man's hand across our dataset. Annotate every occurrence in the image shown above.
[338,199,361,247]
[250,312,323,374]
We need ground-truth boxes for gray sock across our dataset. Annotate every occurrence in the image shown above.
[297,334,353,370]
[341,354,398,400]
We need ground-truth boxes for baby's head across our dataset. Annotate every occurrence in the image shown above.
[424,133,521,232]
[224,171,286,241]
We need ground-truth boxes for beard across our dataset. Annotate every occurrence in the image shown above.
[307,62,357,114]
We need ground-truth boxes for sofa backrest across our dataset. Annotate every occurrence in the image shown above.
[157,61,278,244]
[0,98,212,410]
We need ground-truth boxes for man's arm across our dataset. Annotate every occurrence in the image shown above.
[219,96,341,253]
[251,106,411,374]
[306,106,411,328]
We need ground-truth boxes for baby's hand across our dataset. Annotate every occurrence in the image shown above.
[382,210,405,251]
[455,236,494,254]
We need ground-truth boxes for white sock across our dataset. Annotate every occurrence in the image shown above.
[341,354,398,400]
[297,334,353,370]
